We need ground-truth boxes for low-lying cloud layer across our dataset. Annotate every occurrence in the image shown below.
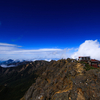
[1,40,100,61]
[71,40,100,60]
[1,64,16,68]
[0,43,72,60]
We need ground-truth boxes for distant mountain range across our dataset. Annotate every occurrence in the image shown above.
[0,59,31,67]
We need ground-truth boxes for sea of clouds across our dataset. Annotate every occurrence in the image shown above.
[0,40,100,61]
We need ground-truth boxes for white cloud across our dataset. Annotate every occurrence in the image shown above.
[1,64,16,68]
[71,40,100,60]
[0,43,21,47]
[0,43,73,60]
[1,40,100,61]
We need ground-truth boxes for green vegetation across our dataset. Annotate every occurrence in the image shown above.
[80,61,96,71]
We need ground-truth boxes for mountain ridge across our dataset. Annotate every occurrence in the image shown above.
[0,59,100,100]
[21,59,100,100]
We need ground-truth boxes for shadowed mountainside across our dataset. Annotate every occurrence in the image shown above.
[0,60,49,100]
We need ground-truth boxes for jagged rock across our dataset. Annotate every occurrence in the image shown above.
[21,59,100,100]
[2,59,99,100]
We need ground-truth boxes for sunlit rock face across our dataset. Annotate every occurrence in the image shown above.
[21,59,100,100]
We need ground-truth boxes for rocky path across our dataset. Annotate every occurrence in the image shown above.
[76,63,84,75]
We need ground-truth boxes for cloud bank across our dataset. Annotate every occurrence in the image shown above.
[0,43,72,60]
[1,40,100,61]
[1,64,16,68]
[71,40,100,60]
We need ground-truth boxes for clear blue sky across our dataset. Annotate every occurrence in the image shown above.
[0,0,100,60]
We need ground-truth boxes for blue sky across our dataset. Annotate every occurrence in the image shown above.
[0,0,100,60]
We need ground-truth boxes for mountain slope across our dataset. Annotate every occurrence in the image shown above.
[0,60,49,100]
[0,59,100,100]
[21,59,100,100]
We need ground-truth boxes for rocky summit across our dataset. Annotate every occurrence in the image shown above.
[20,59,100,100]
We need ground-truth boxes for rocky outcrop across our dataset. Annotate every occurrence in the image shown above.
[21,59,100,100]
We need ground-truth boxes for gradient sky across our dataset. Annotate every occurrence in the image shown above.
[0,0,100,60]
